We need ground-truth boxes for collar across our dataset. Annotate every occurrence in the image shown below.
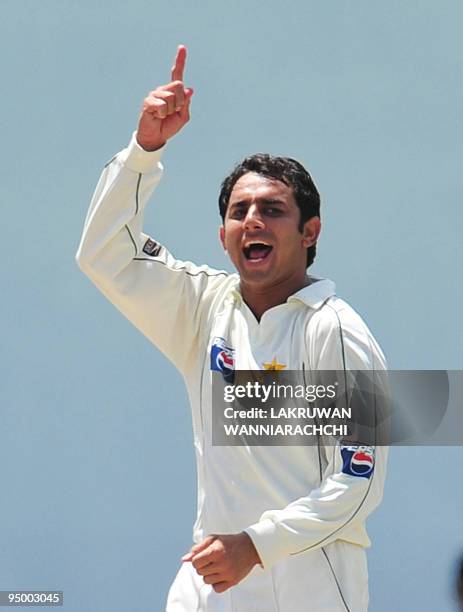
[229,276,336,310]
[287,277,336,309]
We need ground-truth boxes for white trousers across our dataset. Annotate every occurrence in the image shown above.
[166,541,369,611]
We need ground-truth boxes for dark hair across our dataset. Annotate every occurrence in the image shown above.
[219,153,321,268]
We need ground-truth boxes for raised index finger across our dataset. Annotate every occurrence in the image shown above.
[171,45,187,81]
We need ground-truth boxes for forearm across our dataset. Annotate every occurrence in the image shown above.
[244,443,387,569]
[76,135,164,282]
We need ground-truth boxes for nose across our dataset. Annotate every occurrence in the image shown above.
[243,205,265,231]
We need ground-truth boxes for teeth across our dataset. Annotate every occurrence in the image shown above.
[244,241,270,248]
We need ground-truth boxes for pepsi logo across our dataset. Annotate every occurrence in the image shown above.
[211,337,235,383]
[341,445,375,479]
[350,450,374,476]
[216,349,234,372]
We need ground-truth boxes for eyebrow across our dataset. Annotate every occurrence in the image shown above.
[228,197,286,208]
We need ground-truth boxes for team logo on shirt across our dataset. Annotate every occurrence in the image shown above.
[341,445,375,479]
[142,238,162,257]
[263,357,286,371]
[211,337,235,383]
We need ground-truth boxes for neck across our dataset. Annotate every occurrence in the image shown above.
[240,272,310,321]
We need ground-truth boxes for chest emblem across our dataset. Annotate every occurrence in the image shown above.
[211,337,235,382]
[263,357,286,371]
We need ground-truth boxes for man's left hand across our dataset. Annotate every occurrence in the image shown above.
[181,532,261,593]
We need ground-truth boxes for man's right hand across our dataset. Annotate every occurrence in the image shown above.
[136,45,193,152]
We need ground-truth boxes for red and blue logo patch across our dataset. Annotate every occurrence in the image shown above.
[341,445,375,479]
[211,337,235,383]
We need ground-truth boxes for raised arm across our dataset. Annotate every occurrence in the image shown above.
[76,47,228,374]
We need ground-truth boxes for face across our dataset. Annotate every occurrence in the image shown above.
[220,172,320,291]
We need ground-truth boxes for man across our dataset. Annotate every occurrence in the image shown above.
[76,45,387,611]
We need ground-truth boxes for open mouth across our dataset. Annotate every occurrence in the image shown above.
[243,243,273,262]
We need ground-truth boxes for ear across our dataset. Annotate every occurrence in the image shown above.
[301,216,321,248]
[219,225,226,250]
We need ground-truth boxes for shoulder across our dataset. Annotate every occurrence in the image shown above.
[134,236,239,320]
[313,295,370,332]
[306,295,387,370]
[137,236,234,286]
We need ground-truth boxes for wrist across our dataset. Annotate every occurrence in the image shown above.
[121,132,164,174]
[135,133,166,152]
[240,531,261,567]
